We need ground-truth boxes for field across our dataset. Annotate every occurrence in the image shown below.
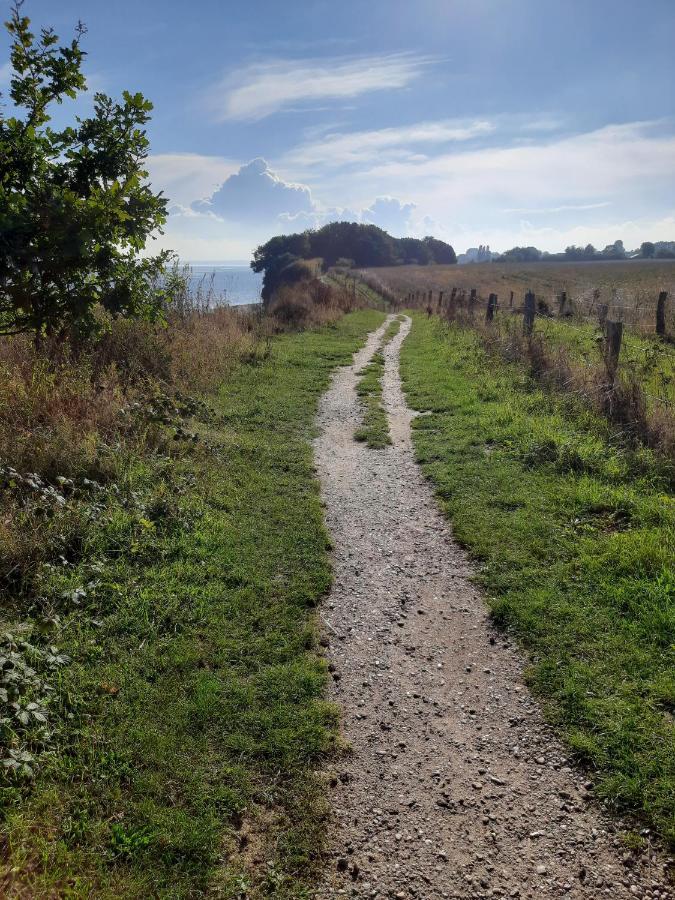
[360,260,675,332]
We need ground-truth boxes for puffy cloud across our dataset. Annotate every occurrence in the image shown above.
[362,196,416,237]
[209,53,431,122]
[187,159,417,238]
[193,158,315,224]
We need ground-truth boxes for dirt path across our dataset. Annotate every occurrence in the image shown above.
[313,315,672,900]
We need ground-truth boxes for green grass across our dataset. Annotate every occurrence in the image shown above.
[1,308,385,898]
[400,312,675,847]
[532,316,675,405]
[353,316,402,449]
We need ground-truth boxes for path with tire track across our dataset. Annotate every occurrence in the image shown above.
[313,315,672,900]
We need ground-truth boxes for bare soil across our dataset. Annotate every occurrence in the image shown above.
[313,315,673,900]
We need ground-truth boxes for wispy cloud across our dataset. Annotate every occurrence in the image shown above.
[502,201,612,214]
[351,121,675,209]
[284,118,495,169]
[209,53,433,122]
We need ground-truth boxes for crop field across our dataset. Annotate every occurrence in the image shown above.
[360,261,675,332]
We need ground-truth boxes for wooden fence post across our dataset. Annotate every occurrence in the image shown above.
[523,291,536,335]
[603,320,623,381]
[598,303,609,326]
[486,293,498,322]
[656,291,668,336]
[447,288,457,321]
[469,288,477,320]
[438,291,444,309]
[558,291,567,317]
[509,290,514,309]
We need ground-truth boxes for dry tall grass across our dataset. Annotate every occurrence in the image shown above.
[267,277,364,330]
[362,260,675,332]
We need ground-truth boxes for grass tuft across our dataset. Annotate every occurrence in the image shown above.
[353,316,403,449]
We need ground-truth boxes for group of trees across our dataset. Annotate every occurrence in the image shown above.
[639,241,675,260]
[497,240,628,263]
[0,2,171,345]
[252,222,456,301]
[498,246,542,263]
[493,239,675,264]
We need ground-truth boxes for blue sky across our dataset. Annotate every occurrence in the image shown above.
[2,0,675,260]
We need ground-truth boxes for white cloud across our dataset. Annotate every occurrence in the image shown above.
[285,118,495,169]
[362,196,416,236]
[518,115,566,133]
[159,154,420,239]
[209,53,432,122]
[148,223,255,262]
[502,202,612,214]
[149,120,675,259]
[357,122,675,208]
[193,157,315,223]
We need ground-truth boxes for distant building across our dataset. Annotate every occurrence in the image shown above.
[457,244,496,264]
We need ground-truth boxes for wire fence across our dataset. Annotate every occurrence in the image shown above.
[345,273,675,418]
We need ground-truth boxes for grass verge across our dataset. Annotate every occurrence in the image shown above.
[354,316,402,449]
[400,312,675,848]
[1,308,385,899]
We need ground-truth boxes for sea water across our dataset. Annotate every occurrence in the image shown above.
[185,264,263,306]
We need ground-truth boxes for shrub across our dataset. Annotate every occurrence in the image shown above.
[0,4,170,344]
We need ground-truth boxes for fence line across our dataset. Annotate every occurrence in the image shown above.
[389,282,675,411]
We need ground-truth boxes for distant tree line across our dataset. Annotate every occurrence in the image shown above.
[493,240,675,264]
[252,222,456,301]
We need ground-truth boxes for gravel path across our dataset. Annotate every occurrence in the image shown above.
[313,315,673,900]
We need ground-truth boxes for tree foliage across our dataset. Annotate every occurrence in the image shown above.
[499,246,542,263]
[0,2,171,342]
[562,244,598,261]
[252,221,456,301]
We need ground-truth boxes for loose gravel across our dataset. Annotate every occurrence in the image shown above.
[313,315,673,900]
